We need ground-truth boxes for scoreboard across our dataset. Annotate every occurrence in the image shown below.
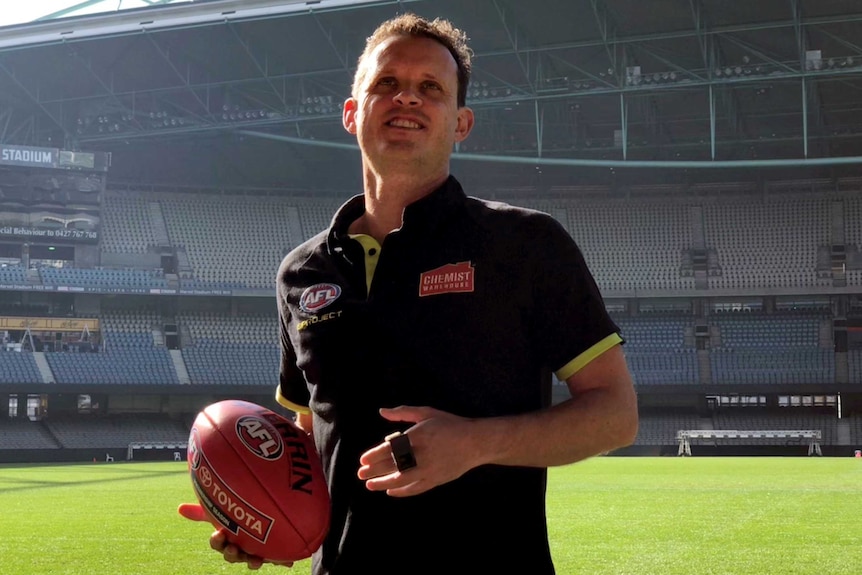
[0,144,110,244]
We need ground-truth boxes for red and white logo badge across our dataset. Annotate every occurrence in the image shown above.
[188,427,202,470]
[419,261,475,297]
[191,453,275,543]
[299,283,342,313]
[236,415,284,460]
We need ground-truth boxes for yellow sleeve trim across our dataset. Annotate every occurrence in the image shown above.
[554,333,623,381]
[275,386,312,415]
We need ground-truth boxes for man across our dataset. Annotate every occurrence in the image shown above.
[181,13,637,574]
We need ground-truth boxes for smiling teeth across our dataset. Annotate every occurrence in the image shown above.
[389,119,421,129]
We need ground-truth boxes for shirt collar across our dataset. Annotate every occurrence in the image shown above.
[327,175,466,256]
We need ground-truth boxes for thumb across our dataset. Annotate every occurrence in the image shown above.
[379,405,439,425]
[177,502,209,522]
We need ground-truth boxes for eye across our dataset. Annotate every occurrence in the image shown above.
[376,77,397,87]
[422,81,442,91]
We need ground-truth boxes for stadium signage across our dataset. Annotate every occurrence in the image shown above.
[0,225,99,242]
[0,145,110,171]
[0,317,99,331]
[0,145,56,168]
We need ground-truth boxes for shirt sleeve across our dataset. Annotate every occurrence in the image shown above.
[276,284,312,414]
[527,213,622,376]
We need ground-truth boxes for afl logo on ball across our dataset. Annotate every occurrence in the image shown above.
[236,415,284,460]
[299,283,342,313]
[189,428,202,470]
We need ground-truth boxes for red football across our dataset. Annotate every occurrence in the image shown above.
[187,400,329,562]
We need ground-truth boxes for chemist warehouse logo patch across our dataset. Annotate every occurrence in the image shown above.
[419,261,475,297]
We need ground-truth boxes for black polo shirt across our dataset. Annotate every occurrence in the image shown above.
[276,176,621,575]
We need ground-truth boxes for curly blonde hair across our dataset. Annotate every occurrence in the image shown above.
[352,13,473,107]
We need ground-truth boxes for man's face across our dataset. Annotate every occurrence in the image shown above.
[343,35,473,173]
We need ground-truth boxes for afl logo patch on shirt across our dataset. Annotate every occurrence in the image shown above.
[419,261,475,297]
[300,283,342,313]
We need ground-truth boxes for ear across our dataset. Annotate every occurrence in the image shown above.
[454,106,474,143]
[343,98,358,135]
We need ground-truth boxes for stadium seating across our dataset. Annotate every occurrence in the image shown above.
[709,311,834,385]
[42,413,188,448]
[0,350,43,384]
[634,413,708,445]
[702,194,831,290]
[178,311,279,386]
[0,417,58,449]
[155,191,302,289]
[613,314,699,385]
[101,191,160,253]
[43,309,179,385]
[0,263,28,284]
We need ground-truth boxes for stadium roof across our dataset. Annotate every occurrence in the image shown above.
[0,0,193,27]
[2,0,862,194]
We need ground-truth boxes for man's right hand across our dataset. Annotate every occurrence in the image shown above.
[177,503,294,570]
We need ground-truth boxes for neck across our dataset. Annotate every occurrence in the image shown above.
[349,168,448,242]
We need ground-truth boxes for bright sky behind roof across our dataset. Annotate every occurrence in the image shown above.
[0,1,192,27]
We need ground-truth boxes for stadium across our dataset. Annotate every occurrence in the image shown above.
[1,0,862,468]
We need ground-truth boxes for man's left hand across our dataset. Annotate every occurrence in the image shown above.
[357,406,482,497]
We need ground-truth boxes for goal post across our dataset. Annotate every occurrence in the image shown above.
[127,441,188,461]
[676,429,822,456]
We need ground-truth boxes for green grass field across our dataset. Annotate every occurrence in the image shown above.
[0,457,859,574]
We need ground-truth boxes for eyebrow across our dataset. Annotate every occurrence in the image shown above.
[374,68,444,81]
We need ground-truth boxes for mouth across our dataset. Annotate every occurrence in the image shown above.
[386,118,424,130]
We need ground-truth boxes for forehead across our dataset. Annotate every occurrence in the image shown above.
[365,35,458,82]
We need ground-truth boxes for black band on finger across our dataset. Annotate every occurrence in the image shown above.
[385,431,417,472]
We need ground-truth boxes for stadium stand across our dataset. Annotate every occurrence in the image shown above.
[42,413,188,449]
[100,191,160,254]
[0,351,43,384]
[702,194,832,290]
[43,309,179,385]
[634,413,709,446]
[614,314,699,386]
[709,311,834,385]
[0,263,28,284]
[155,191,299,290]
[0,417,59,449]
[178,311,279,386]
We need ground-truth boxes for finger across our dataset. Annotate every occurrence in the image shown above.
[220,539,270,569]
[209,529,229,552]
[357,441,396,467]
[365,473,429,497]
[177,502,208,522]
[357,457,398,480]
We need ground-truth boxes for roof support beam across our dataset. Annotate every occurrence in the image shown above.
[0,109,35,144]
[225,23,288,110]
[311,12,349,71]
[689,0,743,154]
[63,45,152,134]
[34,0,107,22]
[0,60,67,138]
[476,13,862,66]
[589,0,618,75]
[239,128,862,169]
[490,0,535,93]
[142,31,212,120]
[792,0,826,158]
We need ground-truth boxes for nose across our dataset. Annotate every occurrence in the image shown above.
[393,88,421,107]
